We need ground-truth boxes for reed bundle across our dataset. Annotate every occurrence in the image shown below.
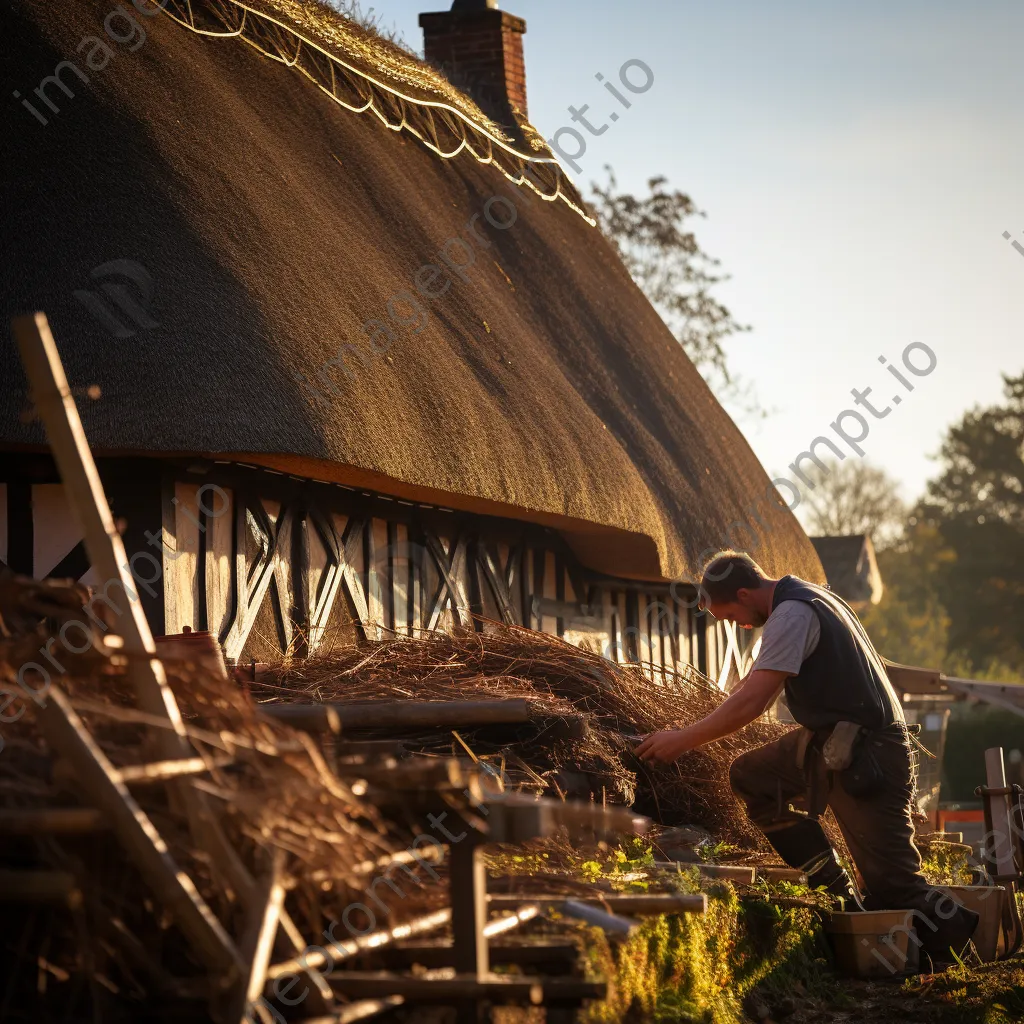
[251,622,791,850]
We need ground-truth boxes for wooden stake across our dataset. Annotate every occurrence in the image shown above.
[230,851,286,1024]
[11,313,190,758]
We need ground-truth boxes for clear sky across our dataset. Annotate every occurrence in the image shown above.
[375,0,1024,506]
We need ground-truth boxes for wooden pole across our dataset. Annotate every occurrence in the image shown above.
[260,699,530,733]
[984,747,1020,881]
[230,852,286,1024]
[11,313,191,756]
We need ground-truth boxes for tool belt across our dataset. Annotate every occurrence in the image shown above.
[797,721,894,809]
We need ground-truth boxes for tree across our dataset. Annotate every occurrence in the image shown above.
[927,372,1024,528]
[798,459,906,547]
[919,372,1024,675]
[589,168,753,408]
[862,373,1024,679]
[861,520,954,666]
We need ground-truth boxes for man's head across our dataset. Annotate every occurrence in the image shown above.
[698,551,775,627]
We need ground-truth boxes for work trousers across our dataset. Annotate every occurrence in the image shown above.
[730,726,935,913]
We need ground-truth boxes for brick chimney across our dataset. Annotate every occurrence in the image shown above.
[419,0,527,125]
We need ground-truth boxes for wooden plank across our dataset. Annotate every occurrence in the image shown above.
[271,509,295,652]
[223,499,281,659]
[541,550,558,636]
[231,852,286,1024]
[30,686,241,974]
[307,511,344,655]
[486,893,706,916]
[425,534,471,631]
[325,972,605,1003]
[449,839,488,976]
[261,699,530,733]
[392,522,409,636]
[269,910,540,1001]
[365,518,385,635]
[206,486,234,642]
[0,807,107,834]
[306,512,331,641]
[478,544,516,625]
[410,527,424,634]
[984,748,1020,880]
[268,909,453,979]
[356,942,579,971]
[339,520,374,639]
[12,314,193,749]
[164,482,200,634]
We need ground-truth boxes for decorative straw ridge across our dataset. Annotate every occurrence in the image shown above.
[151,0,597,224]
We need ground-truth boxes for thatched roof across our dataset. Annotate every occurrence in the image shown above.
[1,0,823,584]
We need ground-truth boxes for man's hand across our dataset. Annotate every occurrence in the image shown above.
[633,670,789,765]
[634,728,697,765]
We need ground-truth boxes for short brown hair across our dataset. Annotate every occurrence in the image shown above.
[699,550,768,606]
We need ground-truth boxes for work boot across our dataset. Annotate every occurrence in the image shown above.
[915,900,980,963]
[805,850,864,911]
[763,819,864,909]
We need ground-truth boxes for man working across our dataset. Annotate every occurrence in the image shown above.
[635,550,978,961]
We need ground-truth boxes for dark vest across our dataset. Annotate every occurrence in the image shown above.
[771,576,904,731]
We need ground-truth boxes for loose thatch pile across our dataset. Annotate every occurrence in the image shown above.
[251,622,791,851]
[0,574,432,1018]
[0,571,815,1020]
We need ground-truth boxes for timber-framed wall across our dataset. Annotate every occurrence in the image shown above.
[0,455,758,687]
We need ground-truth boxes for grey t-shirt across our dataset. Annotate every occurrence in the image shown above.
[751,600,820,676]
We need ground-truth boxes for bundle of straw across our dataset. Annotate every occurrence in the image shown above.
[252,623,791,849]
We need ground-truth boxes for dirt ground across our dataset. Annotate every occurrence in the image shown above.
[777,959,1024,1024]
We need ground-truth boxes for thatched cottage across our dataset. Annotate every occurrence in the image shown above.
[1,0,823,687]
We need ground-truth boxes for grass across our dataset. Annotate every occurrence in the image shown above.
[487,840,1023,1024]
[568,881,843,1024]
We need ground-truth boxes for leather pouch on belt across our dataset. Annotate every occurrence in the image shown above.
[822,722,862,770]
[825,722,886,798]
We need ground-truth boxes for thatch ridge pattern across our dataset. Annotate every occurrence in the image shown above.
[154,0,594,222]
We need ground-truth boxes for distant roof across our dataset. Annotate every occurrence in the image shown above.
[1,0,823,586]
[810,535,883,607]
